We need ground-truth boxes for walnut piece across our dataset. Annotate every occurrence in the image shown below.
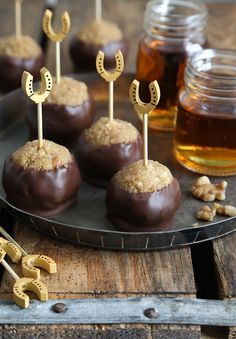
[196,203,236,222]
[213,203,236,217]
[197,205,217,222]
[192,176,227,202]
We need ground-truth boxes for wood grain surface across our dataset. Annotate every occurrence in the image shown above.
[0,1,236,338]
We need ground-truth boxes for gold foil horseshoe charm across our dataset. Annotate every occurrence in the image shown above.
[13,277,48,309]
[129,79,160,116]
[96,49,124,121]
[96,49,124,82]
[0,237,22,263]
[42,9,71,42]
[22,255,57,280]
[0,238,48,308]
[0,226,57,280]
[129,79,161,168]
[21,67,52,104]
[21,67,52,149]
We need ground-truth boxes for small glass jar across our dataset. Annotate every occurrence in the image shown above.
[136,0,207,131]
[174,49,236,176]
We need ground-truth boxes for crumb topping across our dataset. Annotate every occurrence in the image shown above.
[84,117,139,147]
[45,77,89,106]
[115,160,173,193]
[77,19,123,46]
[0,35,42,58]
[12,140,72,170]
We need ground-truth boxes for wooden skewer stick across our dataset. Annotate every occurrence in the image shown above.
[129,80,160,168]
[15,0,22,38]
[42,9,71,84]
[95,0,102,21]
[0,241,48,308]
[96,49,124,121]
[21,67,52,150]
[0,226,57,280]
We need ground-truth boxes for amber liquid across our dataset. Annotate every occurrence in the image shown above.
[136,39,186,131]
[174,105,236,176]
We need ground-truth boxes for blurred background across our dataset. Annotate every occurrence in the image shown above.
[0,0,236,74]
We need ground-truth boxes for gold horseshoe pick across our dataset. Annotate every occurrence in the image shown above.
[129,80,160,168]
[42,9,71,42]
[43,9,71,84]
[96,49,124,82]
[96,49,124,121]
[0,226,57,280]
[22,67,52,149]
[0,239,48,309]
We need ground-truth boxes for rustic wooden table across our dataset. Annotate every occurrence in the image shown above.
[0,1,235,338]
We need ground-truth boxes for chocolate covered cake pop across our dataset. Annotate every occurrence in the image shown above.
[78,117,143,188]
[69,19,128,72]
[0,35,44,93]
[35,10,95,147]
[26,76,95,147]
[77,50,142,188]
[2,140,80,217]
[106,160,181,231]
[106,79,181,231]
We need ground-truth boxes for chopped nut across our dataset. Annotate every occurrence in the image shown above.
[84,117,139,147]
[0,35,42,58]
[213,203,236,217]
[196,205,217,222]
[192,223,199,227]
[115,160,173,193]
[192,176,227,202]
[46,77,88,106]
[12,140,72,170]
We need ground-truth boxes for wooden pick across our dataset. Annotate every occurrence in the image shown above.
[95,0,102,21]
[21,67,52,149]
[15,0,23,38]
[42,9,71,84]
[129,80,160,168]
[0,226,57,280]
[96,49,124,121]
[0,240,48,308]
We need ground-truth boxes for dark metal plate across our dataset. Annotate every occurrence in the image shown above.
[0,73,235,250]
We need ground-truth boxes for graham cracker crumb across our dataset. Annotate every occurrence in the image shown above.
[46,77,89,106]
[77,19,123,46]
[84,117,139,147]
[115,160,173,193]
[0,35,42,58]
[12,140,72,170]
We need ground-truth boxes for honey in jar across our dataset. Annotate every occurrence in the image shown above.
[136,0,207,131]
[174,49,236,176]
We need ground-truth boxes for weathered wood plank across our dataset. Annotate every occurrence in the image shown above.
[0,224,199,337]
[1,224,196,297]
[213,233,236,338]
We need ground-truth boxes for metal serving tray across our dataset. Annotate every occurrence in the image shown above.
[0,73,235,251]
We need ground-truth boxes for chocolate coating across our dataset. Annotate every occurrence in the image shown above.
[26,95,95,148]
[106,177,181,232]
[2,155,81,217]
[0,52,44,93]
[78,134,143,188]
[69,36,128,72]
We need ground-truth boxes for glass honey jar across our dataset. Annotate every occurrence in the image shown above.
[136,0,207,131]
[174,49,236,176]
